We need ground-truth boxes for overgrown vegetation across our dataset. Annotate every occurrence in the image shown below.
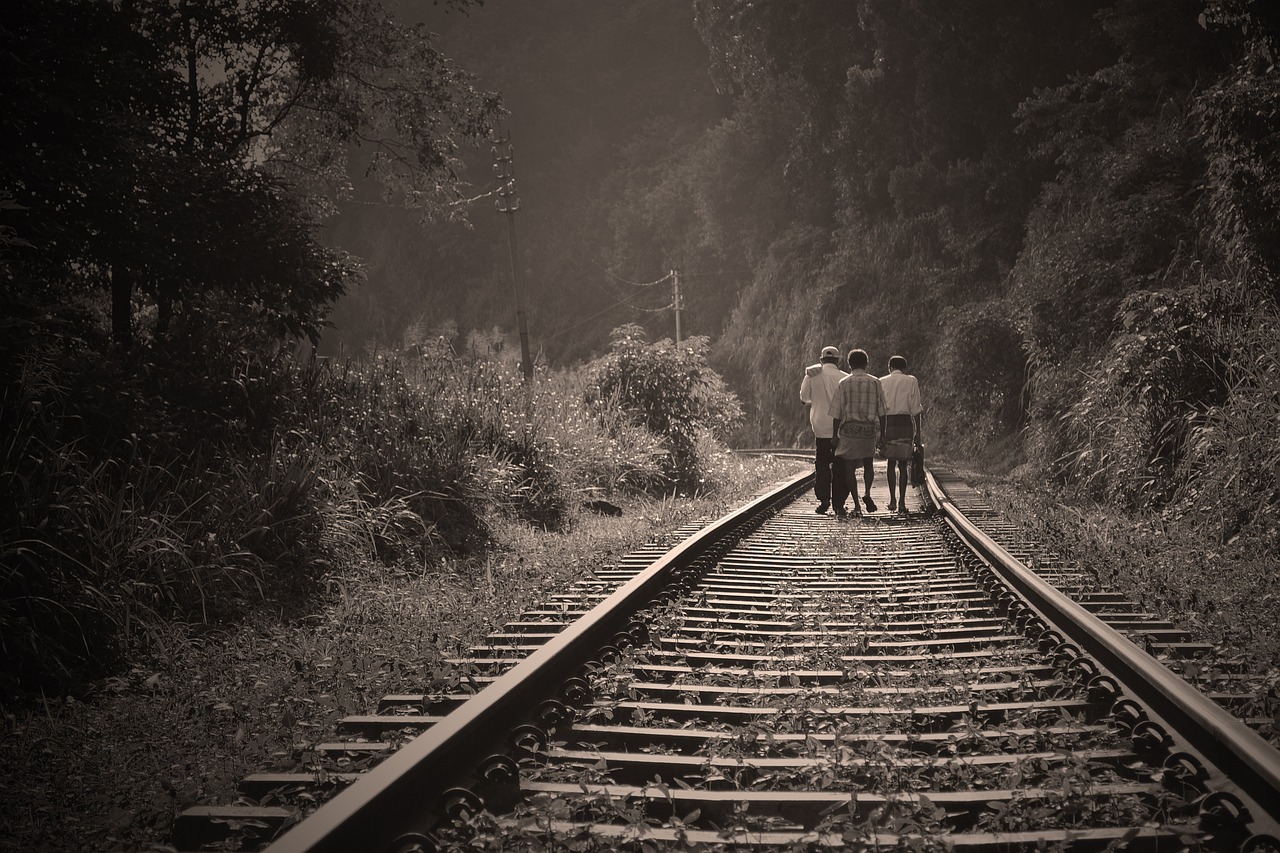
[0,458,802,852]
[347,1,1280,560]
[975,469,1280,678]
[663,0,1279,559]
[1,329,751,696]
[0,0,751,697]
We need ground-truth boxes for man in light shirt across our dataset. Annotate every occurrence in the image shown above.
[800,346,848,514]
[879,355,924,514]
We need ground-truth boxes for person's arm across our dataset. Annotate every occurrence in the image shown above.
[800,373,812,404]
[912,378,923,442]
[829,389,842,447]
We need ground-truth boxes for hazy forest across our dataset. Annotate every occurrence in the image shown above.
[332,0,1280,503]
[2,0,1280,846]
[5,0,1280,689]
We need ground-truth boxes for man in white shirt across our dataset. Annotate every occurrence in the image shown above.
[800,346,848,514]
[879,355,924,514]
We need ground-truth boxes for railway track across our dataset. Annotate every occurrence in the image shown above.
[175,458,1280,852]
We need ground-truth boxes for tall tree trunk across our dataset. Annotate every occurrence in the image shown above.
[111,262,134,350]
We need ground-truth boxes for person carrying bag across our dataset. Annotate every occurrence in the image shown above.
[879,355,924,513]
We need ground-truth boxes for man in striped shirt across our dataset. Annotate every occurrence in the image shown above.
[830,349,886,518]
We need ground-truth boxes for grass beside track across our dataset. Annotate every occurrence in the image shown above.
[958,464,1280,738]
[0,456,805,853]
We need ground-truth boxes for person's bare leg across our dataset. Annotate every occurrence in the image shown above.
[847,460,861,516]
[897,460,909,513]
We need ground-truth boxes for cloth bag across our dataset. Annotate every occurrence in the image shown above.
[910,442,925,486]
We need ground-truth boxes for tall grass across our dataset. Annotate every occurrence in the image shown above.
[1026,284,1260,516]
[2,339,743,694]
[1170,289,1280,546]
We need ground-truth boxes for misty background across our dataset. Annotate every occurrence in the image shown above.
[323,0,729,366]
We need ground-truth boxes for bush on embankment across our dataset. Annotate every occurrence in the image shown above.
[587,324,743,490]
[1,325,745,696]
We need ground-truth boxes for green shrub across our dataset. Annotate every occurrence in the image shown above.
[0,395,328,691]
[0,342,573,691]
[1170,288,1280,546]
[524,369,668,498]
[2,316,760,693]
[587,324,743,489]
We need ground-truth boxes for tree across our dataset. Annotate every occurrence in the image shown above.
[0,0,501,351]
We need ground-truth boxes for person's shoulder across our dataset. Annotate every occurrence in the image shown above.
[804,363,822,377]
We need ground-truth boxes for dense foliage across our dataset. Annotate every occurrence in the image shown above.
[343,1,1279,549]
[5,0,1279,691]
[678,0,1279,534]
[2,0,501,351]
[0,340,747,692]
[397,0,1280,545]
[0,0,759,694]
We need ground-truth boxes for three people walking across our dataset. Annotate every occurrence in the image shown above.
[801,346,923,518]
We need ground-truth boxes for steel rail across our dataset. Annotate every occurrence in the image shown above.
[181,456,1280,850]
[925,467,1280,841]
[263,469,814,853]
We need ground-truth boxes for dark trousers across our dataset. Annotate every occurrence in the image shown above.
[815,438,848,507]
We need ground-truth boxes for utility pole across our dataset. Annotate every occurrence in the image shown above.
[493,133,533,382]
[672,269,682,344]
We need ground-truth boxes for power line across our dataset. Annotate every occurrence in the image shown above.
[542,298,672,341]
[583,257,673,288]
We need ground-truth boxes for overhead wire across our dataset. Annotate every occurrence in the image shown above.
[541,298,674,341]
[589,262,672,288]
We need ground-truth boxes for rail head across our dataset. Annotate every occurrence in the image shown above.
[925,467,1280,840]
[265,469,814,853]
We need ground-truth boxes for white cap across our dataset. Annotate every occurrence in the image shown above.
[820,346,840,359]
